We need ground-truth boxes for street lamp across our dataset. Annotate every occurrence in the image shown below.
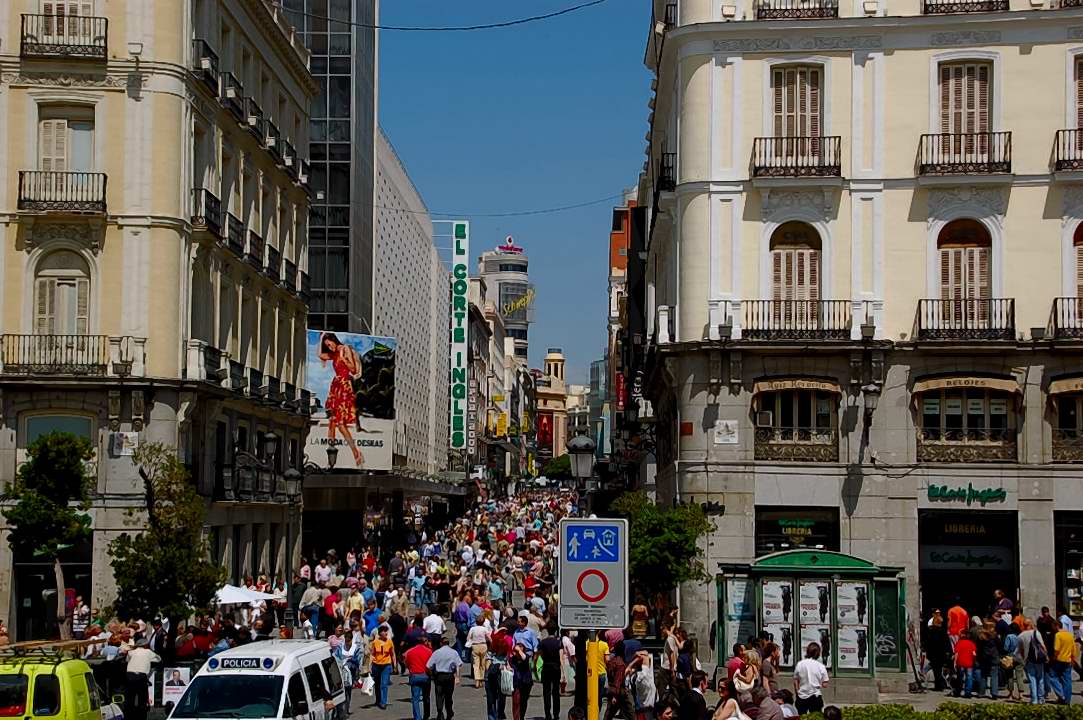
[861,383,881,424]
[567,433,597,481]
[262,431,280,461]
[282,467,303,627]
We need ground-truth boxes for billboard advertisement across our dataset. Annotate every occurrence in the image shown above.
[450,221,470,450]
[537,411,554,452]
[306,330,396,471]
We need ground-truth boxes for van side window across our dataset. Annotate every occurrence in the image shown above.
[286,673,306,717]
[302,664,328,700]
[83,673,100,711]
[32,675,61,716]
[0,675,29,717]
[319,658,343,694]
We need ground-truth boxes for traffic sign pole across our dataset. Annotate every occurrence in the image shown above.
[586,632,600,720]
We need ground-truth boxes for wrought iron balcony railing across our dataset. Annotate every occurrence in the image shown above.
[265,245,281,283]
[225,212,245,258]
[265,121,283,163]
[658,152,677,192]
[1049,297,1083,339]
[0,335,141,377]
[248,367,265,398]
[21,14,107,59]
[18,171,106,213]
[243,97,265,140]
[220,72,245,121]
[300,270,311,300]
[664,3,678,28]
[281,259,298,293]
[915,298,1015,341]
[191,188,223,237]
[1054,129,1083,171]
[754,427,839,462]
[923,0,1008,11]
[246,230,265,270]
[743,300,852,340]
[282,382,297,405]
[917,428,1017,462]
[752,136,842,177]
[918,132,1011,174]
[190,39,220,95]
[755,0,839,18]
[1053,428,1083,462]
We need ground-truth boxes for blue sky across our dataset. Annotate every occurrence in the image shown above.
[378,0,650,384]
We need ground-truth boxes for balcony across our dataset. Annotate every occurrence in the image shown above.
[265,245,281,283]
[248,367,265,399]
[300,270,311,300]
[282,382,297,405]
[264,375,281,404]
[754,427,839,462]
[243,97,265,141]
[21,14,107,59]
[742,300,852,340]
[1053,429,1083,462]
[1,335,144,377]
[281,258,298,293]
[299,388,312,415]
[18,171,106,214]
[918,132,1011,175]
[225,213,245,258]
[226,359,246,391]
[915,298,1015,341]
[917,428,1017,462]
[265,121,283,164]
[245,230,265,270]
[663,3,678,28]
[923,0,1008,10]
[202,344,225,383]
[752,136,842,178]
[190,39,220,95]
[299,159,311,188]
[1063,0,1083,6]
[191,188,223,237]
[220,72,245,122]
[1053,129,1083,172]
[658,152,676,192]
[1049,298,1083,339]
[755,0,839,18]
[282,140,298,179]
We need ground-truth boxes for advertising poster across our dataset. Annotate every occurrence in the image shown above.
[161,667,191,706]
[836,581,870,626]
[800,624,832,669]
[763,623,796,667]
[799,581,831,623]
[761,579,794,624]
[837,626,871,670]
[306,330,396,471]
[537,411,554,451]
[725,578,756,655]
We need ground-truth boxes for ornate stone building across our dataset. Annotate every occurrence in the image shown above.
[0,0,315,638]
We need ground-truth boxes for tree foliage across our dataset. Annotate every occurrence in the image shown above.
[108,443,224,624]
[542,454,572,479]
[610,491,714,600]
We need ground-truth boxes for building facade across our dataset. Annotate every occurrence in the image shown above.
[0,0,315,638]
[637,0,1083,671]
[282,0,377,334]
[478,241,532,363]
[536,348,569,463]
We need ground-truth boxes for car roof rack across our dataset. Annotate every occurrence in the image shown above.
[0,640,92,665]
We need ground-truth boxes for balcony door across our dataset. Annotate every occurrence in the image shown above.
[40,111,94,199]
[939,219,991,328]
[772,66,822,159]
[771,221,821,329]
[40,2,94,46]
[939,62,991,157]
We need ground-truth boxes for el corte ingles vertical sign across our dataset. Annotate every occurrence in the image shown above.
[450,221,470,450]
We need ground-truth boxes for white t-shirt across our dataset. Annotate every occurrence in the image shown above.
[466,626,491,647]
[423,614,446,635]
[793,658,829,699]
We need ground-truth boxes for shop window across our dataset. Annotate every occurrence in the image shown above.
[917,389,1016,462]
[25,414,92,445]
[755,507,839,556]
[1054,395,1083,462]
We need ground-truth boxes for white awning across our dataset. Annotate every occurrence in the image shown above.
[752,378,842,395]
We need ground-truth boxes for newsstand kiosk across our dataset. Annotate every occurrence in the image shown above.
[717,550,908,702]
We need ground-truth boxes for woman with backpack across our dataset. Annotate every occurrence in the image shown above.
[1017,619,1049,705]
[485,623,513,720]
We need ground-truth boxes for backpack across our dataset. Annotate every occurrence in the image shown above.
[1027,634,1048,664]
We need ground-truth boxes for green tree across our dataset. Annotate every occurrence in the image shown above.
[542,454,572,479]
[611,491,714,600]
[3,432,94,640]
[108,443,224,640]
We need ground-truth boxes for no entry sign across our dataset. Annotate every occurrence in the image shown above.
[558,518,629,630]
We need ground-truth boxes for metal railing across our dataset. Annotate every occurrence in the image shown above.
[248,367,265,398]
[658,152,677,192]
[754,427,839,462]
[190,39,219,94]
[281,259,298,293]
[243,97,265,140]
[265,246,282,282]
[915,298,1015,341]
[1054,129,1083,171]
[743,300,852,340]
[755,0,839,18]
[191,188,222,237]
[225,212,245,257]
[246,230,265,270]
[282,382,297,404]
[923,0,1008,11]
[18,171,106,213]
[21,14,107,59]
[917,428,1017,462]
[918,132,1011,174]
[752,136,842,177]
[265,121,283,163]
[300,271,311,300]
[2,335,109,375]
[220,72,245,121]
[1053,428,1083,462]
[1049,297,1083,339]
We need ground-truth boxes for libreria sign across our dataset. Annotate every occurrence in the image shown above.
[450,221,470,450]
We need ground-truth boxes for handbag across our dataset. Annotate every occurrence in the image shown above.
[1000,655,1014,669]
[734,674,755,693]
[500,666,515,696]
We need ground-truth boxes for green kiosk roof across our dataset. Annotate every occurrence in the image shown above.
[750,550,880,575]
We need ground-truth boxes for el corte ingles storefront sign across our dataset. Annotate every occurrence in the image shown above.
[927,482,1007,507]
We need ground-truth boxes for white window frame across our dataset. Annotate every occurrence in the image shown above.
[761,57,832,138]
[927,50,1002,134]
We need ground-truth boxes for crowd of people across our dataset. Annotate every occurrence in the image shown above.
[922,591,1080,704]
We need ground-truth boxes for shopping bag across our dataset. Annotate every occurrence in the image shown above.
[360,676,374,696]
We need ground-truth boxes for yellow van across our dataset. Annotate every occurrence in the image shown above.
[0,649,107,720]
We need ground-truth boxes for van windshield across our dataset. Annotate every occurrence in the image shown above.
[171,675,284,719]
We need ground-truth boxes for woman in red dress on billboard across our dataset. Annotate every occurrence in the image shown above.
[318,332,364,465]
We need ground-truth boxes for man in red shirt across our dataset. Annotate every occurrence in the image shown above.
[726,643,747,681]
[953,634,977,698]
[404,636,434,720]
[947,600,969,643]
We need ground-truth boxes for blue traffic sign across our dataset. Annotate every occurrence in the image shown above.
[565,523,622,563]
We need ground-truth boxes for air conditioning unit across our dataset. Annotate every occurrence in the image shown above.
[756,410,774,428]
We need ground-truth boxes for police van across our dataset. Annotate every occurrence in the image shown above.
[168,641,347,720]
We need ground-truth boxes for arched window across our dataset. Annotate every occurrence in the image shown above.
[770,221,821,323]
[35,250,89,335]
[938,219,991,326]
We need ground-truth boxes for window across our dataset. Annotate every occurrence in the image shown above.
[1075,223,1083,297]
[757,389,836,441]
[40,2,94,43]
[1077,58,1083,130]
[35,250,90,336]
[319,658,343,694]
[772,66,822,138]
[171,676,283,719]
[498,263,527,273]
[919,389,1014,442]
[938,219,991,325]
[285,674,306,717]
[26,415,92,444]
[220,279,236,356]
[39,107,94,172]
[1058,396,1083,437]
[0,675,28,717]
[82,674,99,712]
[31,675,60,716]
[302,665,328,701]
[939,62,991,156]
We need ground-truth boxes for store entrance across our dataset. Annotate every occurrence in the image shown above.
[918,510,1018,619]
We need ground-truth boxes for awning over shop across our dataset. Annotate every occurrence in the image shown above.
[752,377,842,395]
[911,375,1020,395]
[1048,376,1083,395]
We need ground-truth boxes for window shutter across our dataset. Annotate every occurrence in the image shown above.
[773,69,784,137]
[40,119,68,172]
[807,249,820,301]
[1076,243,1083,297]
[976,65,989,135]
[35,278,56,335]
[808,69,821,138]
[772,251,783,301]
[1077,59,1083,130]
[972,246,991,299]
[785,68,796,138]
[75,278,89,335]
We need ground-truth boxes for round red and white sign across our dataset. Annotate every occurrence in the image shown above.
[576,569,610,603]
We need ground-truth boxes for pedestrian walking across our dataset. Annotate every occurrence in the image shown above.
[486,623,514,720]
[427,636,463,720]
[404,636,434,720]
[952,631,977,698]
[124,643,160,720]
[511,642,535,720]
[467,615,491,688]
[792,642,829,715]
[371,625,395,710]
[538,622,563,720]
[1018,619,1049,705]
[1050,621,1076,703]
[627,651,658,720]
[678,670,709,720]
[603,641,634,720]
